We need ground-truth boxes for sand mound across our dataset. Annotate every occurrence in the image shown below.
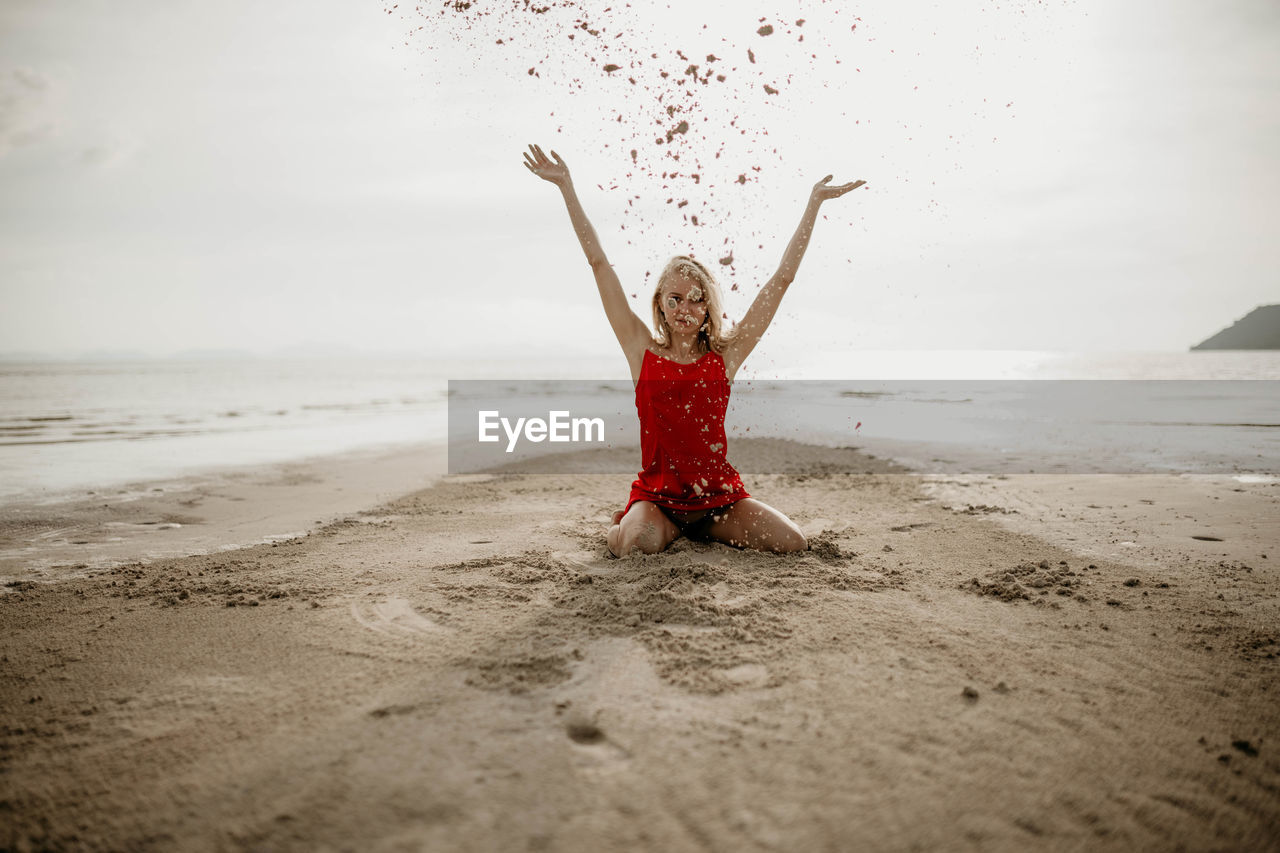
[963,559,1088,603]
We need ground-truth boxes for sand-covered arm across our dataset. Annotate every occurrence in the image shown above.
[724,175,866,375]
[523,145,649,358]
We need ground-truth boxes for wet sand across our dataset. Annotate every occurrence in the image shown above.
[0,443,446,584]
[2,439,1277,850]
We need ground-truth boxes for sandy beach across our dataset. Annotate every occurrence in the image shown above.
[2,438,1277,851]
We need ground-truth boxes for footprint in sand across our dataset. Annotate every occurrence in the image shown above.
[350,597,450,637]
[710,581,753,612]
[555,551,604,571]
[717,663,771,688]
[890,522,935,533]
[566,720,606,744]
[564,715,631,771]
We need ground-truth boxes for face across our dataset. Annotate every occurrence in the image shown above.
[659,273,708,335]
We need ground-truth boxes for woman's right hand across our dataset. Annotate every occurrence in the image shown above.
[523,144,571,187]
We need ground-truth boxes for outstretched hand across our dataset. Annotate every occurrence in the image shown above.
[811,175,866,202]
[523,144,571,188]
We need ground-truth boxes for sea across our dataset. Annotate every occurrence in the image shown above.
[2,350,1277,502]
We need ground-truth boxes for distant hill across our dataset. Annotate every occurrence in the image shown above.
[1192,305,1280,350]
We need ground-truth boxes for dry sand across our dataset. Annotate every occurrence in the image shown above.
[2,439,1277,851]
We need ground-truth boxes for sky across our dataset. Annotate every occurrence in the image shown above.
[0,0,1277,365]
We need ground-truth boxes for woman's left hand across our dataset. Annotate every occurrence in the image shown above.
[811,175,866,202]
[524,144,572,188]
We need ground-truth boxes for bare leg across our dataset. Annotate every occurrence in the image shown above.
[607,501,681,557]
[701,498,807,553]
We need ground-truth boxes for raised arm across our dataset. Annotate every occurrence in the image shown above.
[523,145,649,365]
[723,175,866,377]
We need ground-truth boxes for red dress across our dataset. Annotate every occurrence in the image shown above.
[625,349,750,514]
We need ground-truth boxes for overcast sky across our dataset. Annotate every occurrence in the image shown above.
[1,0,1276,364]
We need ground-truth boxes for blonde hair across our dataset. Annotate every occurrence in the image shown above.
[651,255,735,354]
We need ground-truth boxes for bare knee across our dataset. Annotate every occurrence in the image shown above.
[774,526,808,553]
[610,519,669,557]
[763,522,807,554]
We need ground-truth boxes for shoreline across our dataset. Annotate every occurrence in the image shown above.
[2,439,1277,849]
[0,441,447,585]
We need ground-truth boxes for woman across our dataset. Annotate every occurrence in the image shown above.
[523,144,864,556]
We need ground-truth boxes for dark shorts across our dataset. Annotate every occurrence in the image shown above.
[659,502,739,541]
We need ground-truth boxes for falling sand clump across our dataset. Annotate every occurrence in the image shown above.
[386,1,864,271]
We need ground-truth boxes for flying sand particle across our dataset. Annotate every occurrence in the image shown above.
[420,3,873,245]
